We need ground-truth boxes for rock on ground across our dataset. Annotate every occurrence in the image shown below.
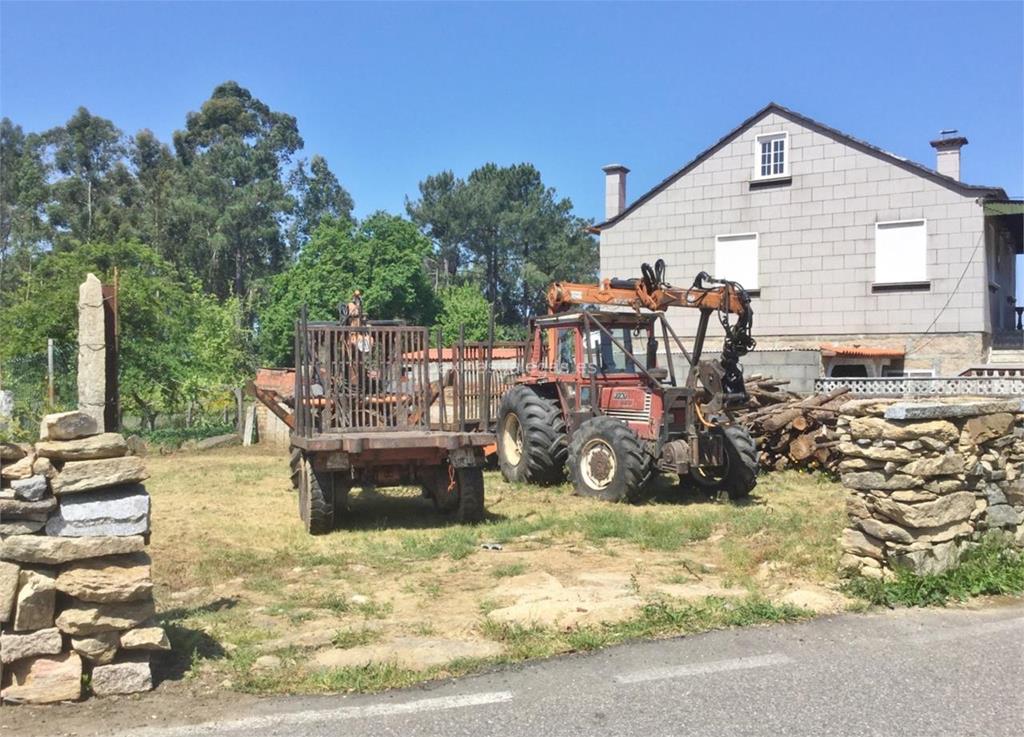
[35,433,129,462]
[313,637,503,671]
[1,627,63,664]
[39,410,99,441]
[0,534,145,565]
[120,626,170,651]
[45,485,151,537]
[0,559,19,622]
[55,598,156,636]
[56,552,153,603]
[71,631,120,665]
[90,654,153,696]
[14,569,56,631]
[51,456,149,495]
[0,652,82,704]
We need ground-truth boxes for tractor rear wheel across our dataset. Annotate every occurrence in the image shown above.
[298,454,336,535]
[289,446,302,491]
[496,386,568,485]
[689,424,758,499]
[567,416,651,502]
[430,464,485,523]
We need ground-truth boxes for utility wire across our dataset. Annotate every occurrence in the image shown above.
[907,227,985,355]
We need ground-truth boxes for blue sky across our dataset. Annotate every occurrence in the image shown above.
[2,1,1022,224]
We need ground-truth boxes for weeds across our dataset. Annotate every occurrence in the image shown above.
[843,537,1024,607]
[492,563,528,578]
[331,628,380,649]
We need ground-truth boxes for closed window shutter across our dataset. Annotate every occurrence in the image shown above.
[714,233,759,289]
[875,220,927,284]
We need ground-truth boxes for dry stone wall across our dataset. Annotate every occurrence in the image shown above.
[0,411,165,704]
[837,398,1024,578]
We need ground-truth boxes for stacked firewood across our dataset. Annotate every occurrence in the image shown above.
[736,377,850,473]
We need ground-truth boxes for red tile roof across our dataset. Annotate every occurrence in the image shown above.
[821,343,905,358]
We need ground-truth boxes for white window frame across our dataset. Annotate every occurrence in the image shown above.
[753,131,789,181]
[874,219,928,286]
[714,232,759,290]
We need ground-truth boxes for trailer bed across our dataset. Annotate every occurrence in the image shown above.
[291,430,492,453]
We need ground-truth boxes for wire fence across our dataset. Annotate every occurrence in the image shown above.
[0,341,78,437]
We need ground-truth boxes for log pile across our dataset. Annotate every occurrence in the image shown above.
[737,377,850,473]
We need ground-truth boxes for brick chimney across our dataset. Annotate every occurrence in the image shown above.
[602,164,629,220]
[930,132,968,181]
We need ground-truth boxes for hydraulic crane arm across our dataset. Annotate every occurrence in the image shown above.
[546,261,757,405]
[547,261,751,319]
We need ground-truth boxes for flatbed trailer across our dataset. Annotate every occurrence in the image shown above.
[253,313,524,534]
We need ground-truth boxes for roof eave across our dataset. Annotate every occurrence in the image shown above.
[593,103,1008,231]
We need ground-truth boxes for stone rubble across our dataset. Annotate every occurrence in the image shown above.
[837,398,1024,578]
[1,410,164,704]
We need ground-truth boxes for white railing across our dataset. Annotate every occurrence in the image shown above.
[814,376,1024,396]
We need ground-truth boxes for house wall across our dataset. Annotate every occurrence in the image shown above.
[600,111,989,374]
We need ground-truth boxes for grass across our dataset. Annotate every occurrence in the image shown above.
[842,536,1024,607]
[478,595,810,661]
[492,563,528,578]
[331,627,381,649]
[146,448,849,696]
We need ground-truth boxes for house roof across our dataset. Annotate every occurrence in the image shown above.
[594,103,1008,231]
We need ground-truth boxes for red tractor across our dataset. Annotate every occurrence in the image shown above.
[496,261,759,502]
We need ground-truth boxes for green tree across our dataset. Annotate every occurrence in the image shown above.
[0,240,245,430]
[434,284,494,345]
[257,213,437,365]
[45,107,132,248]
[0,119,51,305]
[172,81,303,298]
[289,154,354,247]
[407,163,598,325]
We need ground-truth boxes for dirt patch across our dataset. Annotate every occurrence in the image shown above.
[3,446,850,733]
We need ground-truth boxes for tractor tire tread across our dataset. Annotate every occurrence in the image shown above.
[497,386,568,485]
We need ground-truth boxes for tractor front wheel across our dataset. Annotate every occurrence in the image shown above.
[568,416,651,502]
[496,386,568,485]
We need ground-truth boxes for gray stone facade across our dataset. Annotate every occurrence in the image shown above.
[597,105,1016,377]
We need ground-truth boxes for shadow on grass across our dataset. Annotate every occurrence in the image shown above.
[637,473,768,508]
[154,597,236,685]
[334,488,509,532]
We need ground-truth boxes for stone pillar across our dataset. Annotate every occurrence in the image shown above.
[77,274,106,432]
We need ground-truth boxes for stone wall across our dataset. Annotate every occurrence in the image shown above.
[0,411,165,704]
[837,398,1024,577]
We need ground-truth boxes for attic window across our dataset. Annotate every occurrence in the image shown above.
[754,132,789,180]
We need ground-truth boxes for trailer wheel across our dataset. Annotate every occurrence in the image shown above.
[430,464,485,523]
[455,467,485,523]
[289,446,302,491]
[497,386,568,484]
[298,455,336,535]
[690,425,758,499]
[568,416,650,502]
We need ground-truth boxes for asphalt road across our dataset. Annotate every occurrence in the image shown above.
[129,601,1024,737]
